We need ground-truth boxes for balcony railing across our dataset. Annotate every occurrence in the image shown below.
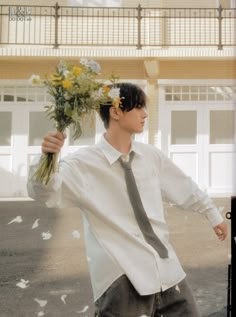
[0,3,235,50]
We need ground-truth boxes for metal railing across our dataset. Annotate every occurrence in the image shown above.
[0,3,235,50]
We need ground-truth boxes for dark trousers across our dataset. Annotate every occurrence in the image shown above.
[95,275,202,317]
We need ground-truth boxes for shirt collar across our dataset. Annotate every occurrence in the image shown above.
[98,134,143,165]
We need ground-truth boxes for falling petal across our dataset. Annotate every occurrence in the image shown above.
[61,294,67,304]
[32,219,40,229]
[34,298,48,307]
[72,230,81,239]
[38,312,45,317]
[175,284,180,293]
[87,256,91,262]
[41,231,52,240]
[8,216,23,224]
[16,279,29,289]
[77,305,89,313]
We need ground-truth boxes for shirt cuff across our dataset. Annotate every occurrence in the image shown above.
[206,208,224,227]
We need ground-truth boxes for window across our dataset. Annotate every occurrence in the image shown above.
[165,85,236,102]
[171,111,197,144]
[0,112,12,146]
[210,110,235,144]
[0,85,48,103]
[69,112,96,146]
[28,112,54,146]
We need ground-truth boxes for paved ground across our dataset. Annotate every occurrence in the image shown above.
[0,198,231,317]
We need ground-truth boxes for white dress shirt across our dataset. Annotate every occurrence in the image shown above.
[27,135,223,301]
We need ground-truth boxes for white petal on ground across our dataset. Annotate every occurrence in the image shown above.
[16,279,29,289]
[32,218,40,229]
[38,312,45,317]
[72,230,81,239]
[49,289,75,295]
[61,294,67,304]
[8,216,23,224]
[175,284,180,293]
[41,231,52,240]
[34,298,48,307]
[77,305,89,313]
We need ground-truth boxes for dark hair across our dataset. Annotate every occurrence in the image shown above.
[99,82,146,128]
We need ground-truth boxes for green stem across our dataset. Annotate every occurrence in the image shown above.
[33,127,65,185]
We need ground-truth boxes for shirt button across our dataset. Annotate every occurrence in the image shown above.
[134,232,141,238]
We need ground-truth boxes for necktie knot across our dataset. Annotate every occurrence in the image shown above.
[118,151,135,170]
[119,159,131,170]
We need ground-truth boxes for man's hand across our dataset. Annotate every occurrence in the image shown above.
[42,131,66,154]
[213,221,228,241]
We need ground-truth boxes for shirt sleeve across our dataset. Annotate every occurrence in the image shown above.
[157,150,224,227]
[27,155,79,209]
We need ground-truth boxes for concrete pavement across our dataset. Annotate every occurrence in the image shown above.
[0,198,231,317]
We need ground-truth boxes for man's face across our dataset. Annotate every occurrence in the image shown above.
[119,107,148,134]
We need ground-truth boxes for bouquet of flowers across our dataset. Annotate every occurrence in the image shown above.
[29,58,121,185]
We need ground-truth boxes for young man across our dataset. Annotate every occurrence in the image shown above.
[28,83,227,317]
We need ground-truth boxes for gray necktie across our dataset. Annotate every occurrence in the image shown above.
[119,151,168,258]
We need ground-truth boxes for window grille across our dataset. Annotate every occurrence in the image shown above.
[164,85,236,101]
[0,85,49,103]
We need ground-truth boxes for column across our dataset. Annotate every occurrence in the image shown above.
[144,60,160,146]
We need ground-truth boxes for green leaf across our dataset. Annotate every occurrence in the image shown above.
[71,121,82,140]
[71,108,80,122]
[64,103,73,117]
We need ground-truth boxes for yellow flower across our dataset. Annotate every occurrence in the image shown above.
[50,75,62,86]
[72,66,83,76]
[113,97,121,108]
[102,85,110,94]
[62,79,73,89]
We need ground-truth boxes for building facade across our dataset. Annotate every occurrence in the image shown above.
[0,0,235,198]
